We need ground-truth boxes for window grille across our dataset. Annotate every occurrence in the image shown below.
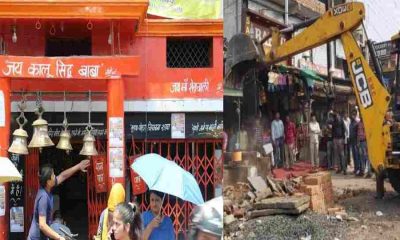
[167,38,212,68]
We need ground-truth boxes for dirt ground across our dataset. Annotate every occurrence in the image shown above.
[224,170,400,240]
[331,172,400,240]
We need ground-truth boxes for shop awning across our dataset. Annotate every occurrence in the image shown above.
[0,0,148,20]
[300,68,325,87]
[277,64,324,87]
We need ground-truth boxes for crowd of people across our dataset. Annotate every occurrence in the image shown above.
[226,108,375,177]
[27,162,222,240]
[324,109,372,177]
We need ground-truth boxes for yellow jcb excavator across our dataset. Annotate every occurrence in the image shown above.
[226,2,399,198]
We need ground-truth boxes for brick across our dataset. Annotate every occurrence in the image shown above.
[303,175,323,185]
[300,185,323,196]
[304,171,332,185]
[318,171,332,183]
[233,208,245,218]
[328,207,342,215]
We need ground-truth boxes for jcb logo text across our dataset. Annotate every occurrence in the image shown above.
[351,58,373,109]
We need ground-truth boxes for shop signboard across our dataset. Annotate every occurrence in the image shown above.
[374,41,392,60]
[293,0,325,15]
[9,153,24,238]
[0,55,139,79]
[125,113,172,139]
[147,0,222,19]
[126,113,223,139]
[185,113,223,139]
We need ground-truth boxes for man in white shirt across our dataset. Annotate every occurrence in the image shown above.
[271,112,284,168]
[309,114,321,171]
[342,112,351,166]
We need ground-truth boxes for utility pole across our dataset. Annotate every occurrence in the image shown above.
[326,0,334,109]
[285,0,289,25]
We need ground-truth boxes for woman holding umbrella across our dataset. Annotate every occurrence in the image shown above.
[142,190,175,240]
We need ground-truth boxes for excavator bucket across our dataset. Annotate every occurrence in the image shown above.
[224,33,265,80]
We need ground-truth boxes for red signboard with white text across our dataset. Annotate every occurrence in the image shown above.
[6,37,223,100]
[0,55,139,79]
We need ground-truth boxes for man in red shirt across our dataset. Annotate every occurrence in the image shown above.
[284,115,296,170]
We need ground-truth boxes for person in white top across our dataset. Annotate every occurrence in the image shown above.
[309,114,321,171]
[342,112,351,166]
[271,112,285,168]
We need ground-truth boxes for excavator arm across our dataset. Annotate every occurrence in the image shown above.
[263,3,391,176]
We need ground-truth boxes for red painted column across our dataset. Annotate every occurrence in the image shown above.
[107,78,125,190]
[0,77,10,239]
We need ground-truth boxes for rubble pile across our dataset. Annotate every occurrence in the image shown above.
[223,175,308,226]
[223,171,354,240]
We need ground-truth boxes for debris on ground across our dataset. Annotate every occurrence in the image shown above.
[223,174,306,227]
[224,170,400,240]
[224,211,348,240]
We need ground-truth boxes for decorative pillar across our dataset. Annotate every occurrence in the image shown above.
[0,77,10,239]
[107,78,125,190]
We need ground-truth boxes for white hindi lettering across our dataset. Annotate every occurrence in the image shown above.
[181,79,188,92]
[105,67,119,78]
[56,60,73,78]
[27,63,53,78]
[170,78,210,94]
[2,61,23,76]
[130,123,171,133]
[78,65,100,78]
[170,82,181,93]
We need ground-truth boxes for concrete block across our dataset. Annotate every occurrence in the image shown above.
[254,195,310,210]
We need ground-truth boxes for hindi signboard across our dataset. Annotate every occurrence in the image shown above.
[0,55,139,79]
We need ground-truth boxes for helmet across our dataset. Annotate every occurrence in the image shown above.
[190,196,223,239]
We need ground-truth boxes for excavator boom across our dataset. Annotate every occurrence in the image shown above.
[264,2,391,174]
[266,3,365,64]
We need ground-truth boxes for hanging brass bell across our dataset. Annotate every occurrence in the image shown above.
[8,128,29,155]
[80,130,98,156]
[28,116,54,149]
[56,130,73,154]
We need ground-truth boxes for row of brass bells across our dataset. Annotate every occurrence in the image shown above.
[80,126,98,156]
[56,119,73,154]
[9,93,98,156]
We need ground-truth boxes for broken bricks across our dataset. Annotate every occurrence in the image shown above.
[224,174,311,222]
[300,171,334,214]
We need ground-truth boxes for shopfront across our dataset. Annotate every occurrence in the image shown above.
[0,1,223,239]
